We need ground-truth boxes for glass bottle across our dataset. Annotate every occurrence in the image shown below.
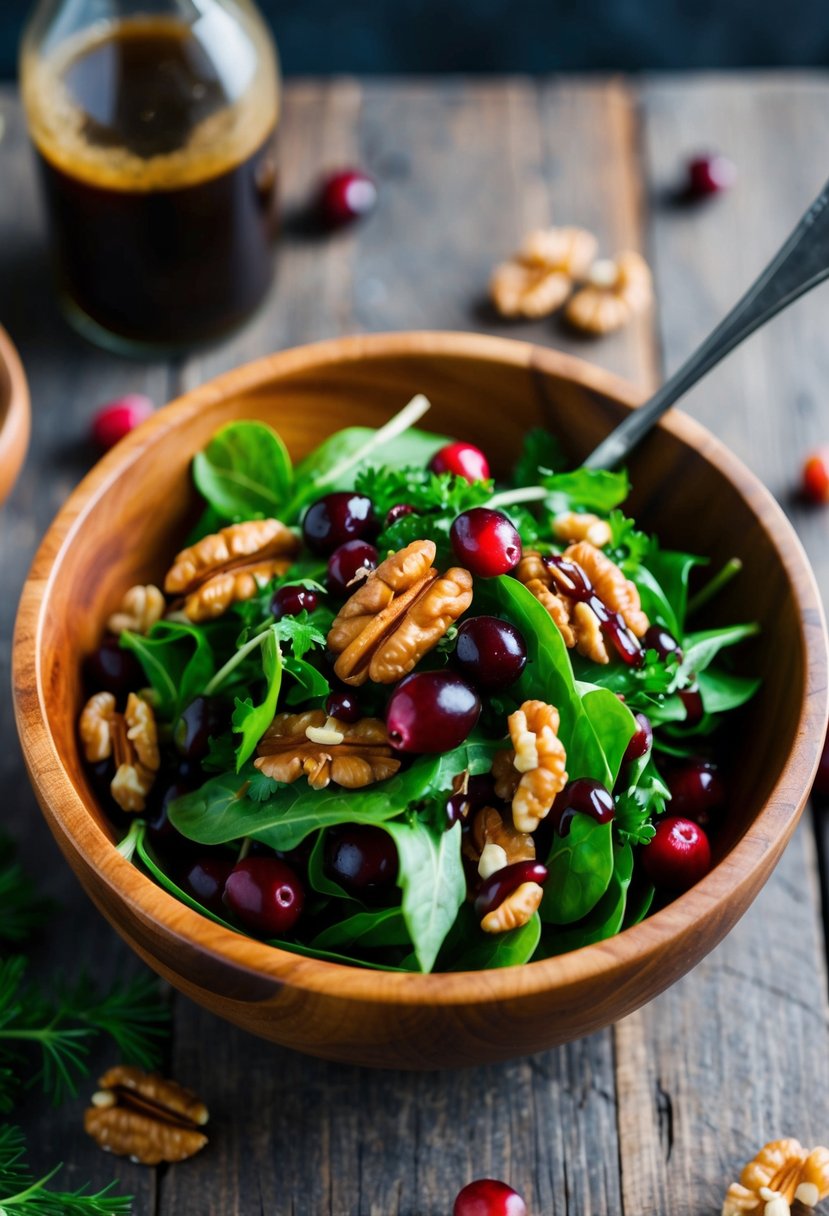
[20,0,280,352]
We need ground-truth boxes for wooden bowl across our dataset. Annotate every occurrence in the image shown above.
[0,327,30,505]
[13,332,828,1069]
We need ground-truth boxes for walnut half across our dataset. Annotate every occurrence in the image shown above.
[255,710,401,790]
[565,250,652,334]
[490,226,599,318]
[495,700,568,834]
[79,691,160,813]
[84,1065,208,1166]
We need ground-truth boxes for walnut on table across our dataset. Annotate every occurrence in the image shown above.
[164,518,299,622]
[490,225,599,318]
[255,709,401,790]
[722,1139,829,1216]
[79,690,159,813]
[565,250,653,334]
[326,539,473,686]
[84,1065,208,1166]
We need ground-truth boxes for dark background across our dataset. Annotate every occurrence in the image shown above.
[3,0,829,79]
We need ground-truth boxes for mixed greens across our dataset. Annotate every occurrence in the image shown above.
[82,397,760,973]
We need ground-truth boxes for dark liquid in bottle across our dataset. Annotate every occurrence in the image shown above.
[30,19,278,348]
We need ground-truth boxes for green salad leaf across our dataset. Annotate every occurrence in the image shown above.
[540,842,633,955]
[540,468,630,515]
[440,905,542,971]
[541,815,614,924]
[310,907,410,952]
[512,426,567,486]
[232,628,283,769]
[382,817,466,973]
[121,620,215,720]
[193,420,293,520]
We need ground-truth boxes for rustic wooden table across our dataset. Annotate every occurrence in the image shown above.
[2,71,829,1215]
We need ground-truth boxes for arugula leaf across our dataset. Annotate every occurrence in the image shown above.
[540,815,614,924]
[539,843,633,955]
[121,620,215,720]
[233,628,283,769]
[512,427,567,486]
[193,420,293,519]
[382,818,466,973]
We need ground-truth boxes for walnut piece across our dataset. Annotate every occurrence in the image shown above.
[255,710,401,790]
[496,700,568,834]
[467,805,535,880]
[84,1065,208,1166]
[327,540,473,686]
[79,691,160,812]
[551,511,612,548]
[563,541,649,637]
[106,584,166,635]
[164,518,299,621]
[481,882,545,934]
[490,226,599,318]
[723,1139,829,1216]
[79,691,117,762]
[565,250,653,334]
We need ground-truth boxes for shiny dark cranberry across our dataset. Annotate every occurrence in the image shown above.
[302,492,376,556]
[325,690,362,724]
[679,687,704,726]
[146,781,195,854]
[454,1179,528,1216]
[173,696,225,761]
[182,856,235,915]
[317,168,377,228]
[384,502,416,529]
[386,671,481,753]
[327,540,378,596]
[429,442,490,483]
[223,857,305,936]
[474,861,548,919]
[83,636,144,695]
[271,584,319,620]
[622,712,653,765]
[643,625,683,663]
[686,153,737,198]
[324,825,398,895]
[450,509,522,578]
[642,817,711,892]
[813,728,829,797]
[546,555,643,667]
[446,774,499,825]
[550,779,615,837]
[454,616,527,691]
[667,759,725,827]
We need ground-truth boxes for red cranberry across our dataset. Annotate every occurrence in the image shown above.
[302,492,376,555]
[223,857,305,936]
[550,779,615,836]
[91,393,154,450]
[450,508,522,578]
[384,502,416,529]
[327,540,378,596]
[271,584,319,619]
[386,671,480,753]
[317,168,377,228]
[429,442,490,483]
[642,817,711,892]
[474,861,548,920]
[83,636,143,695]
[325,690,362,724]
[454,1179,528,1216]
[679,687,704,725]
[446,773,499,824]
[813,728,829,797]
[324,825,398,895]
[643,625,683,662]
[622,713,653,765]
[182,856,235,915]
[173,696,226,761]
[454,616,527,691]
[667,759,725,827]
[802,451,829,504]
[686,153,737,198]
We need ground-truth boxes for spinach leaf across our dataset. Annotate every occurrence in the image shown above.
[679,622,760,679]
[638,550,704,636]
[232,628,283,770]
[268,938,414,971]
[697,668,762,714]
[577,685,636,788]
[382,818,466,973]
[121,621,215,720]
[307,830,350,898]
[622,878,656,929]
[441,905,541,970]
[311,907,409,951]
[540,468,629,515]
[541,815,614,924]
[540,843,633,955]
[193,420,293,519]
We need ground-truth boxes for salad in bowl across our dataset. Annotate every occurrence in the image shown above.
[78,394,758,974]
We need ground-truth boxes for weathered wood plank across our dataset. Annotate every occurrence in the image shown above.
[614,73,829,1216]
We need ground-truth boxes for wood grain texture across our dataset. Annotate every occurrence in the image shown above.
[0,326,30,504]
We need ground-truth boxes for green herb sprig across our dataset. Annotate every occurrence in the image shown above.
[0,1124,131,1215]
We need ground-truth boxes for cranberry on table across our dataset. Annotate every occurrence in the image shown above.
[271,584,319,620]
[173,696,225,761]
[302,492,376,555]
[454,1179,528,1216]
[802,450,829,504]
[91,393,154,450]
[643,625,683,662]
[474,861,549,920]
[223,857,305,936]
[316,168,377,228]
[386,671,481,753]
[384,502,416,529]
[550,779,615,837]
[622,712,653,765]
[453,616,527,692]
[325,690,362,724]
[83,635,143,695]
[446,773,499,824]
[429,441,490,483]
[666,758,726,827]
[450,508,522,578]
[642,816,712,893]
[181,855,235,916]
[324,825,398,895]
[327,539,378,596]
[685,153,737,198]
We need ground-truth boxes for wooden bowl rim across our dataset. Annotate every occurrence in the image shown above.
[0,326,31,504]
[13,330,828,1006]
